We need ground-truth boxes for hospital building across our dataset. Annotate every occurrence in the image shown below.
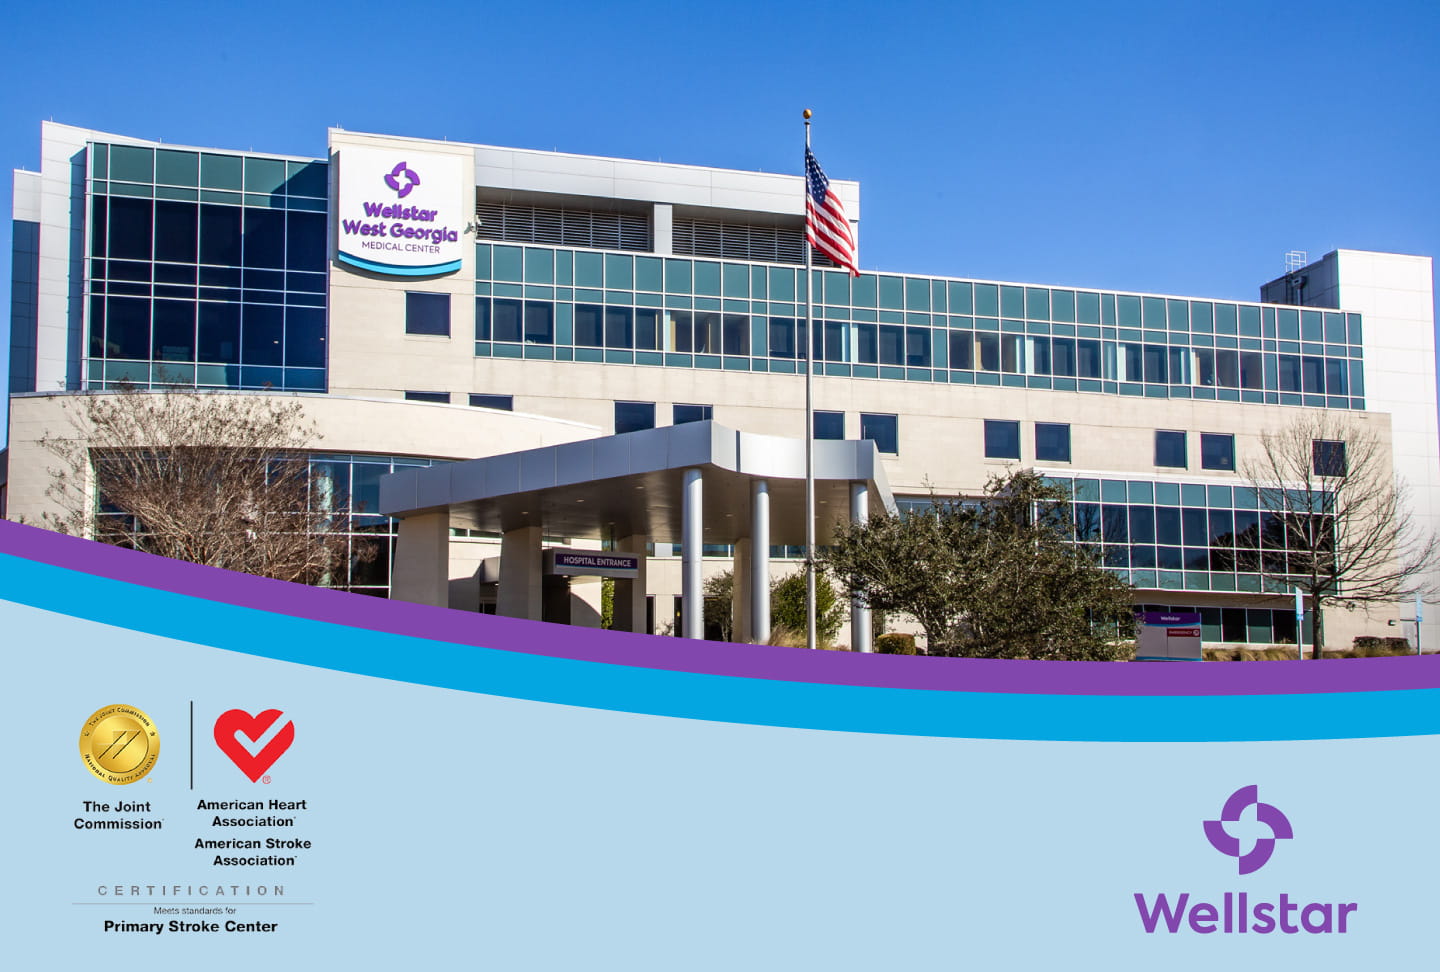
[5,121,1436,651]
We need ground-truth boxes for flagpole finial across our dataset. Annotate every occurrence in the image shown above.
[803,109,812,120]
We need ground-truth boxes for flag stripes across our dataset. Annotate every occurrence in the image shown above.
[804,148,859,277]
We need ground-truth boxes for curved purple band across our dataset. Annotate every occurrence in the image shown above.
[1,520,1431,697]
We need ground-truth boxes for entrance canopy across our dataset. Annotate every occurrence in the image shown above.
[378,420,895,542]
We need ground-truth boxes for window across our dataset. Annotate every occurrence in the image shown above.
[860,413,898,454]
[948,331,974,370]
[492,298,523,343]
[672,404,712,425]
[814,411,844,440]
[1035,423,1071,462]
[575,304,603,347]
[405,292,450,336]
[405,391,450,404]
[878,326,904,365]
[1155,430,1187,468]
[469,394,513,411]
[615,401,655,434]
[984,420,1021,460]
[475,298,490,340]
[768,317,796,358]
[1201,433,1235,471]
[605,307,633,348]
[1313,439,1347,477]
[523,302,554,344]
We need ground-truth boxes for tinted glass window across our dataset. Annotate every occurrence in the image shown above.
[605,307,633,348]
[724,314,750,356]
[108,197,152,260]
[673,404,713,425]
[636,308,659,350]
[948,331,973,369]
[151,300,195,361]
[242,305,284,365]
[198,303,240,362]
[905,327,931,367]
[615,401,656,434]
[814,411,844,440]
[200,205,242,265]
[575,305,603,347]
[1035,423,1071,462]
[242,209,284,268]
[469,394,513,410]
[768,318,796,358]
[984,420,1020,459]
[1201,433,1235,471]
[878,326,904,365]
[153,201,197,263]
[1313,440,1347,477]
[281,307,324,369]
[1048,339,1075,377]
[1155,430,1186,468]
[493,299,523,343]
[474,298,491,340]
[286,212,326,271]
[405,292,450,336]
[860,413,898,454]
[524,302,554,344]
[404,391,450,403]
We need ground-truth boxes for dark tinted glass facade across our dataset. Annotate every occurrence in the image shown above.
[86,142,329,392]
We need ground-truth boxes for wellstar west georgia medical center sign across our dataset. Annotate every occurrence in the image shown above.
[336,146,465,277]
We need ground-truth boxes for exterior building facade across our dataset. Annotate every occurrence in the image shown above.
[6,121,1437,651]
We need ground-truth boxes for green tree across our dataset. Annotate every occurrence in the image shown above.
[600,577,615,630]
[771,570,846,645]
[704,569,735,641]
[823,469,1134,659]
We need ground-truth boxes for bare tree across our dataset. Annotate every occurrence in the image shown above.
[1241,413,1438,658]
[40,383,370,585]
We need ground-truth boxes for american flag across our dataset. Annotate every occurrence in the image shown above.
[805,148,859,277]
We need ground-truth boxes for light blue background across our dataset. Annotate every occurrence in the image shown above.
[5,598,1434,970]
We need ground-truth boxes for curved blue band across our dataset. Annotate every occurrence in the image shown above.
[338,251,462,276]
[3,529,1438,742]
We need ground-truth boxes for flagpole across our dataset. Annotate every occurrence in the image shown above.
[803,109,817,652]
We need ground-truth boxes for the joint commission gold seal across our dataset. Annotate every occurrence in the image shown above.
[79,704,160,785]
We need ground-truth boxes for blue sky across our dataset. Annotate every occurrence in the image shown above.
[3,0,1438,437]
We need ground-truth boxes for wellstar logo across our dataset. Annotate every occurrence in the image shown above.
[384,161,420,198]
[1132,786,1356,935]
[1204,785,1294,874]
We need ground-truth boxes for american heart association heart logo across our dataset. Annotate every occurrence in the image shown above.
[213,709,295,782]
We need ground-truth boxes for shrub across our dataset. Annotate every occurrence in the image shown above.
[771,570,846,645]
[1351,636,1413,657]
[876,633,918,655]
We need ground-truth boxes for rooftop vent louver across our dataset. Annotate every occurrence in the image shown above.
[474,201,651,252]
[672,217,838,268]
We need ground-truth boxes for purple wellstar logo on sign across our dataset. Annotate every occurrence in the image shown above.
[1203,784,1293,875]
[384,161,420,199]
[1133,786,1357,934]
